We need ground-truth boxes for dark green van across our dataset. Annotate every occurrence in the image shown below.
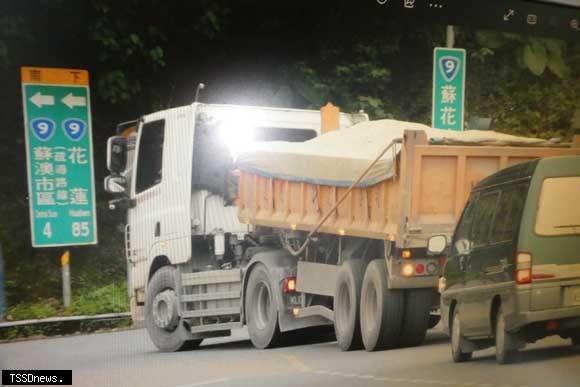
[439,156,580,364]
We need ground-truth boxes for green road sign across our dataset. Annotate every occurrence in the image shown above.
[432,47,466,131]
[21,67,98,247]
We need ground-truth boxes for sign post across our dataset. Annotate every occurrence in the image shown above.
[21,67,98,247]
[0,243,5,320]
[432,48,466,131]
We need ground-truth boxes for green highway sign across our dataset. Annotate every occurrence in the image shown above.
[432,47,466,131]
[21,67,98,247]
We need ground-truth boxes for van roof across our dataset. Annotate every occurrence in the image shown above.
[473,159,539,191]
[473,155,580,192]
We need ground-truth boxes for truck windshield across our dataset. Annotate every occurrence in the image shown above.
[535,176,580,236]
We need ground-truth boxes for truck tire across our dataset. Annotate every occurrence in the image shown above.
[495,306,519,364]
[428,314,441,329]
[360,259,403,351]
[398,289,434,347]
[145,266,202,352]
[245,264,281,349]
[572,335,580,347]
[334,259,366,351]
[450,307,472,363]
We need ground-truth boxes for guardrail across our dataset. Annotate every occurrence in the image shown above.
[0,312,131,329]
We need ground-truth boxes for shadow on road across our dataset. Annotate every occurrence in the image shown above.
[201,339,254,351]
[477,342,580,364]
[196,327,337,352]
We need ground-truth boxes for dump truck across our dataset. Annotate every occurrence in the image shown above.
[105,102,580,352]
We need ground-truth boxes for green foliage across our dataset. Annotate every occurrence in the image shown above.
[467,30,580,139]
[1,284,129,340]
[6,298,61,320]
[69,283,128,315]
[476,31,571,79]
[4,283,128,321]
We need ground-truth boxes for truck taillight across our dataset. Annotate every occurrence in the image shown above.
[402,263,414,277]
[516,253,532,284]
[283,277,297,293]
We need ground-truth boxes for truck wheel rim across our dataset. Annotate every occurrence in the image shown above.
[256,282,272,330]
[152,289,178,330]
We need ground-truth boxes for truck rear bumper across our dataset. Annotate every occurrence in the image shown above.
[388,274,438,289]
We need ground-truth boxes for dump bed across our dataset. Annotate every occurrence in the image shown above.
[237,127,580,248]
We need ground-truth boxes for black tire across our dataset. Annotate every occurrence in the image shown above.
[334,259,366,351]
[572,335,580,347]
[145,266,202,352]
[360,259,403,351]
[450,307,472,363]
[428,314,441,329]
[495,306,519,364]
[399,288,434,347]
[245,264,281,349]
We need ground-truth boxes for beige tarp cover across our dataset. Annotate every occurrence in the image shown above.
[236,119,550,188]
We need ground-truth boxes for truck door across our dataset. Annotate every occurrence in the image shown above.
[128,107,195,294]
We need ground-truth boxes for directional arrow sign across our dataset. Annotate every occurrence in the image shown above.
[62,93,87,109]
[21,67,98,247]
[29,91,55,108]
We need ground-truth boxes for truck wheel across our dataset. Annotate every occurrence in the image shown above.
[495,307,519,364]
[334,259,366,351]
[398,289,434,347]
[572,335,580,347]
[450,307,472,362]
[145,266,202,352]
[360,259,403,351]
[245,264,281,349]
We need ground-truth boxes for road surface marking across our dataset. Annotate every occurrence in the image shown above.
[175,378,229,387]
[303,368,530,387]
[284,355,311,372]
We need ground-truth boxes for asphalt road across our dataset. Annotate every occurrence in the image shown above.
[1,326,579,387]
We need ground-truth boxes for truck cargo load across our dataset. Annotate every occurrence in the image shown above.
[236,120,580,245]
[237,119,554,188]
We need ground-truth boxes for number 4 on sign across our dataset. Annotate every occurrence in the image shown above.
[43,222,53,239]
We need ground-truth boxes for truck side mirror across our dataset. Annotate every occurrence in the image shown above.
[104,175,127,194]
[107,136,127,175]
[427,235,447,255]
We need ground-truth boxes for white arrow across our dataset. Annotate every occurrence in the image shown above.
[29,92,55,108]
[61,93,86,109]
[503,9,515,21]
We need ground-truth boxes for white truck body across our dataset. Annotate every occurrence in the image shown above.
[113,103,367,320]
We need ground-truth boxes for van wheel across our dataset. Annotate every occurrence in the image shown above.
[360,259,403,351]
[450,307,472,362]
[495,307,519,364]
[334,259,366,351]
[145,266,202,352]
[399,289,433,347]
[246,264,281,349]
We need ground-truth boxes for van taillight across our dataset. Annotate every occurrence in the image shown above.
[516,253,532,284]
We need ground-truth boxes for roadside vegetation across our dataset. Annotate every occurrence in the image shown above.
[0,283,129,340]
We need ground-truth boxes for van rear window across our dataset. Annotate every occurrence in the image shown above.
[535,177,580,236]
